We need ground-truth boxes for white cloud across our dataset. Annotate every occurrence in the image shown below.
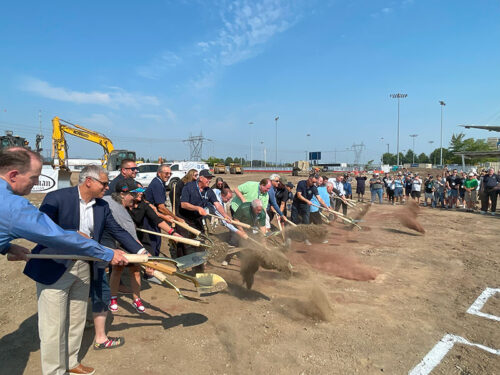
[141,108,176,123]
[201,0,299,66]
[137,51,182,79]
[81,113,115,129]
[20,77,160,108]
[137,0,303,84]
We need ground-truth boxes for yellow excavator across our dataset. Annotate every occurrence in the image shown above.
[52,116,136,171]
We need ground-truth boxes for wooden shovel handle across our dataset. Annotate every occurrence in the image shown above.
[136,228,201,247]
[171,219,201,236]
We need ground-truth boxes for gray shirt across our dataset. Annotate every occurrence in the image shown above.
[101,195,139,249]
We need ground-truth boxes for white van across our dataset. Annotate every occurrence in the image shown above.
[167,161,209,190]
[110,161,210,189]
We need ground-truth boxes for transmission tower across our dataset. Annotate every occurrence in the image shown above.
[183,132,212,160]
[351,142,365,166]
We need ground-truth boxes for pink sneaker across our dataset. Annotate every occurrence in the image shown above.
[109,297,118,313]
[133,298,145,313]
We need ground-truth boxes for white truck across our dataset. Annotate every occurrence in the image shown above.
[110,160,209,189]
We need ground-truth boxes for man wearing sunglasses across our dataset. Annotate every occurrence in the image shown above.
[24,165,146,375]
[106,158,138,196]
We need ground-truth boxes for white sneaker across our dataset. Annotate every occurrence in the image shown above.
[304,239,312,246]
[480,211,486,215]
[221,261,228,266]
[321,240,329,244]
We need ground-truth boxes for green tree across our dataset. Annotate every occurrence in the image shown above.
[448,132,492,164]
[204,156,224,165]
[224,157,233,165]
[403,150,415,164]
[382,152,397,165]
[417,153,430,163]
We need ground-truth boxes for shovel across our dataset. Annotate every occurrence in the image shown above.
[206,213,252,229]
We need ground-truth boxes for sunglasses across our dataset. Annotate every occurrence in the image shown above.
[124,167,139,171]
[90,177,109,188]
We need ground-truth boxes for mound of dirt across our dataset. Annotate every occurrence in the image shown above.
[285,224,328,243]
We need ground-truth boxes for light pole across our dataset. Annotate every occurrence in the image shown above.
[409,134,418,163]
[260,141,265,167]
[306,134,311,164]
[249,121,254,168]
[429,140,435,165]
[274,116,279,166]
[390,93,408,166]
[439,101,446,166]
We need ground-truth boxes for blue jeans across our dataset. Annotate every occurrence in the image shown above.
[371,188,383,204]
[291,203,310,224]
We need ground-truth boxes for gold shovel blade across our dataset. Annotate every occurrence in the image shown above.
[195,273,228,294]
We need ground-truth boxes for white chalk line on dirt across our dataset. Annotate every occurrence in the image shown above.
[408,334,500,375]
[466,287,500,322]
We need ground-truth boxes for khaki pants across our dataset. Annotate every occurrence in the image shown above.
[36,260,90,375]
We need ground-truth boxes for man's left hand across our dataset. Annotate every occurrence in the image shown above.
[6,244,30,261]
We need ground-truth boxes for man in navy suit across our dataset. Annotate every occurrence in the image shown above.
[24,165,146,375]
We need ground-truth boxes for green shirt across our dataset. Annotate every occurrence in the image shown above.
[230,181,269,212]
[463,178,478,189]
[233,202,266,227]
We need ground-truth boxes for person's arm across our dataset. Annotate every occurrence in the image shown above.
[233,186,246,203]
[268,188,284,217]
[296,191,311,205]
[213,201,230,220]
[104,205,146,254]
[181,201,207,216]
[7,200,116,262]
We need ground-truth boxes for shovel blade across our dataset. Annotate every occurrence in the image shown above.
[195,273,228,294]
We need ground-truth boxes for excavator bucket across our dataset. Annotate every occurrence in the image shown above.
[56,169,73,189]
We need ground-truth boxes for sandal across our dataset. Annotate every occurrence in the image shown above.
[93,336,125,350]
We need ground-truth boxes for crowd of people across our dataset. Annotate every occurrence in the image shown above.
[1,146,499,375]
[353,167,500,215]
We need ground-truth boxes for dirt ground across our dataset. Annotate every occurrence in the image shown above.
[0,172,499,374]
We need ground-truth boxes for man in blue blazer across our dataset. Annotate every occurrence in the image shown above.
[24,165,146,375]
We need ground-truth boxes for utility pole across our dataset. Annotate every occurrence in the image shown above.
[429,140,435,165]
[390,93,408,166]
[306,134,311,163]
[274,116,279,166]
[439,101,446,166]
[409,134,418,163]
[249,122,254,168]
[260,141,265,167]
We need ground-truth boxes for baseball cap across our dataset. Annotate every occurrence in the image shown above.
[279,176,288,185]
[286,182,295,189]
[468,172,474,176]
[116,178,145,193]
[199,169,214,178]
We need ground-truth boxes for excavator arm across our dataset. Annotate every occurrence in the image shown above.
[52,117,115,170]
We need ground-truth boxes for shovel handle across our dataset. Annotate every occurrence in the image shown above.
[283,217,297,227]
[206,213,252,229]
[136,228,201,247]
[171,219,202,236]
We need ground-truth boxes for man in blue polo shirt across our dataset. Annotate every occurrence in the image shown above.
[144,164,174,255]
[180,169,229,269]
[292,173,329,224]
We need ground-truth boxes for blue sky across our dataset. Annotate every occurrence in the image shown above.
[1,0,499,164]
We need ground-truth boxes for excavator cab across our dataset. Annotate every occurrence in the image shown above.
[107,150,137,171]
